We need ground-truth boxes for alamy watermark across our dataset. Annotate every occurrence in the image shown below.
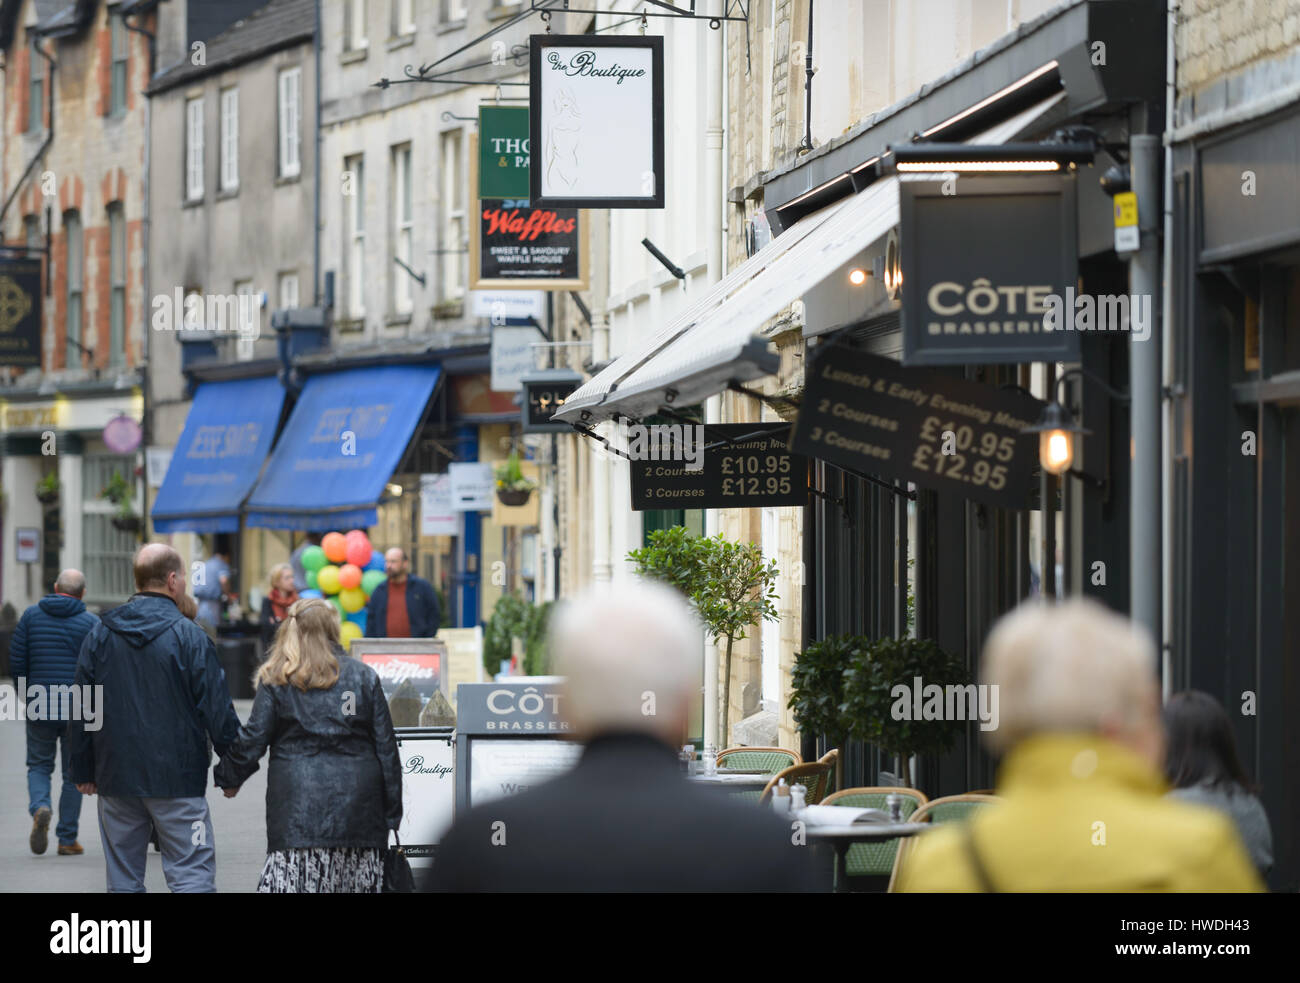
[150,288,260,339]
[0,680,103,730]
[890,676,999,732]
[597,419,706,471]
[1042,288,1152,341]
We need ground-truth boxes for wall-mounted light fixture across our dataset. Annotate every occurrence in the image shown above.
[1021,367,1129,482]
[848,268,868,286]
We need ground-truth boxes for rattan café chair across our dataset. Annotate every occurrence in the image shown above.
[886,793,1002,892]
[715,746,802,774]
[757,749,839,807]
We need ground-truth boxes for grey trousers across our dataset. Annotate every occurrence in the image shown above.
[97,794,217,893]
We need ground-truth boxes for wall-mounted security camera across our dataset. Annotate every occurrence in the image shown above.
[1099,163,1131,198]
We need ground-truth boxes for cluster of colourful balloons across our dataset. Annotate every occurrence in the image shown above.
[298,530,386,646]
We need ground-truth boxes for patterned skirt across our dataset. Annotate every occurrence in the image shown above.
[256,847,384,894]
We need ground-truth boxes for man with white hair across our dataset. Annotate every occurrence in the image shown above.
[898,598,1262,892]
[430,579,817,892]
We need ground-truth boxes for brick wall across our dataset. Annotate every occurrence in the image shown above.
[1177,0,1300,103]
[3,5,148,374]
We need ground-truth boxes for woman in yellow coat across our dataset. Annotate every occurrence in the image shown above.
[897,599,1262,893]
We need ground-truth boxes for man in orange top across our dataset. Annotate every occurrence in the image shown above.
[363,547,441,639]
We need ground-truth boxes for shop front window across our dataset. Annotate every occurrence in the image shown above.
[82,454,136,605]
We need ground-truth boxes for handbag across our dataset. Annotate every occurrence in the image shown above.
[382,832,415,894]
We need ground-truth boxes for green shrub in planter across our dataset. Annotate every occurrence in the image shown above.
[628,528,778,746]
[842,636,970,788]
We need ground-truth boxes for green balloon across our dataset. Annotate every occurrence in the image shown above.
[306,568,318,590]
[361,570,385,596]
[301,545,327,572]
[330,596,345,619]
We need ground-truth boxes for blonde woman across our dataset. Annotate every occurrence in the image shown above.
[259,563,299,650]
[214,598,402,893]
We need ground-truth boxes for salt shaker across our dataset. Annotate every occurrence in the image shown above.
[679,744,695,775]
[886,793,902,822]
[702,744,717,776]
[789,783,807,815]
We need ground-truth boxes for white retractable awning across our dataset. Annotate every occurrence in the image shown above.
[555,192,857,423]
[592,175,900,420]
[555,89,1067,425]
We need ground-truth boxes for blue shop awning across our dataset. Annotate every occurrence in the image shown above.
[151,375,287,534]
[244,364,441,530]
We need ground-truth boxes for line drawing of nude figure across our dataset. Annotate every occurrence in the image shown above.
[546,86,582,191]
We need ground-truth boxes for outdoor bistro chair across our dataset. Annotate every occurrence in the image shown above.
[716,747,803,803]
[716,746,802,772]
[819,786,930,888]
[886,793,1003,893]
[757,749,839,807]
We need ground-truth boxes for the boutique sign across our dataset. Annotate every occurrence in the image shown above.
[529,34,664,209]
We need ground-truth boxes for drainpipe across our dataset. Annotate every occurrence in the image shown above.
[1160,0,1177,700]
[313,0,321,304]
[591,304,610,586]
[123,6,155,540]
[1129,132,1162,650]
[704,19,724,745]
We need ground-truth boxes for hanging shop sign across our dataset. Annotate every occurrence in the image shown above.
[529,34,664,209]
[478,106,531,199]
[0,259,42,368]
[520,368,582,433]
[490,324,544,393]
[470,131,588,291]
[471,199,587,290]
[420,473,459,536]
[472,290,546,323]
[628,423,807,512]
[448,461,496,512]
[102,414,143,454]
[791,344,1046,510]
[900,173,1080,366]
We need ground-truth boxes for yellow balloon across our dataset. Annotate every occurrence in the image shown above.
[340,621,363,645]
[339,587,366,613]
[317,565,341,595]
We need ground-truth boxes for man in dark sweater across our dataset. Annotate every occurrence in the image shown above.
[364,547,440,638]
[430,580,818,892]
[10,570,99,856]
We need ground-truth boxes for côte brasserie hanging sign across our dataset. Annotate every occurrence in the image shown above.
[529,34,664,210]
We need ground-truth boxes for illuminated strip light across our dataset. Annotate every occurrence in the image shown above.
[895,159,1062,172]
[919,60,1061,139]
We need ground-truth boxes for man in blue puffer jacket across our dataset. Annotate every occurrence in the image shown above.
[10,569,99,856]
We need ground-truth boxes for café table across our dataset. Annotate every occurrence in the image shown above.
[685,769,773,790]
[803,822,929,893]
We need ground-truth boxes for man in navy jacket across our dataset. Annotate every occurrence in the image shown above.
[364,547,440,638]
[66,544,241,892]
[10,570,98,856]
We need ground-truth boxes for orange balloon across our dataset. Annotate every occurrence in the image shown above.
[322,531,348,563]
[338,563,363,590]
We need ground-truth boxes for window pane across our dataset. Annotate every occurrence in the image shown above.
[30,76,42,132]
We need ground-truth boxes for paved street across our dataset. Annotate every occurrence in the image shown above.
[0,694,267,893]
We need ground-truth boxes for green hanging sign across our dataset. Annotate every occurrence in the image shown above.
[477,106,530,199]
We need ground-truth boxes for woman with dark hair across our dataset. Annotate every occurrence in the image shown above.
[1163,691,1273,876]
